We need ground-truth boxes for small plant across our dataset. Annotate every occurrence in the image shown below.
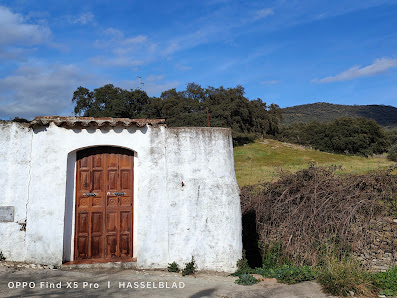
[0,251,5,261]
[231,250,253,276]
[167,261,180,273]
[374,266,397,296]
[255,265,316,284]
[181,257,197,276]
[235,274,259,285]
[261,242,283,268]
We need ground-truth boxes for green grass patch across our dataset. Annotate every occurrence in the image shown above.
[234,139,396,186]
[374,266,397,296]
[256,265,316,284]
[316,257,377,297]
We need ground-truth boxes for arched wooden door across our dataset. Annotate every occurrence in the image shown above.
[74,146,134,262]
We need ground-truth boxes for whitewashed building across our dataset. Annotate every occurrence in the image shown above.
[0,117,242,272]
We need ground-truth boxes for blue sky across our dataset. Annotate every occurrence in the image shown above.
[1,0,397,119]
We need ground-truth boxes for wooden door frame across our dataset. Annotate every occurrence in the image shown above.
[62,146,138,264]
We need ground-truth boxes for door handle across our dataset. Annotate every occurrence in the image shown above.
[112,192,126,196]
[83,192,98,197]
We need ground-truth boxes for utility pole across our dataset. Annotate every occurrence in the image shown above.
[137,76,144,90]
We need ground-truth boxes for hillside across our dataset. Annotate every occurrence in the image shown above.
[234,139,395,186]
[282,102,397,128]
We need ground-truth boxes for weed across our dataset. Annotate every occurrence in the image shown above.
[261,242,283,268]
[167,261,180,273]
[373,266,397,296]
[181,257,197,276]
[234,274,259,285]
[231,250,253,276]
[317,257,377,297]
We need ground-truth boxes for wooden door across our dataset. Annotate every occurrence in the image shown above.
[74,147,134,262]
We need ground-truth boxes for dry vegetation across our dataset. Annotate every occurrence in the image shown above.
[240,165,397,266]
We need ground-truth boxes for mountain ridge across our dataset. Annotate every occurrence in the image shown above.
[282,102,397,129]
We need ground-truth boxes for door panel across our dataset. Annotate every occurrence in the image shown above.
[74,146,134,261]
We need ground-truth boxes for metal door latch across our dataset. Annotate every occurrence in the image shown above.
[83,193,98,197]
[112,192,126,196]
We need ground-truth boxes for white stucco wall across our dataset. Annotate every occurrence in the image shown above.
[0,121,241,272]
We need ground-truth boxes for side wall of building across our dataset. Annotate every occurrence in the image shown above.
[0,122,32,261]
[0,122,241,271]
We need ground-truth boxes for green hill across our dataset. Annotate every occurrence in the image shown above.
[234,139,395,186]
[282,102,397,129]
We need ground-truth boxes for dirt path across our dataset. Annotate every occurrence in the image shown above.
[0,265,335,297]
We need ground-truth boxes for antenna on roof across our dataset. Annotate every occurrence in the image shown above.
[137,76,144,90]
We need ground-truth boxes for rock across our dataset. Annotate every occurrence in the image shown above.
[252,274,264,281]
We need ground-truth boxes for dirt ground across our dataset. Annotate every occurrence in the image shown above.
[0,264,336,298]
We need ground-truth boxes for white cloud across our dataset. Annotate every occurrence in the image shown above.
[255,8,274,20]
[67,12,95,25]
[261,79,280,85]
[146,75,165,82]
[0,64,94,119]
[0,5,51,46]
[313,57,397,83]
[175,63,192,71]
[90,56,145,67]
[92,29,154,68]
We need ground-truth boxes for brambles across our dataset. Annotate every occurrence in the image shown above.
[240,165,397,266]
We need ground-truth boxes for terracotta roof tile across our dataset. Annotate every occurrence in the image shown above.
[30,116,166,128]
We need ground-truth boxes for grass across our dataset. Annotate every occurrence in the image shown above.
[234,139,396,187]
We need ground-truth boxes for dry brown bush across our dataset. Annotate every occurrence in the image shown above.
[240,165,397,266]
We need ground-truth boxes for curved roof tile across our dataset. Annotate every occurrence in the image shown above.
[30,116,166,128]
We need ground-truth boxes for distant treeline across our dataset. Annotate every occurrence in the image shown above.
[71,83,396,155]
[277,117,394,156]
[72,83,282,143]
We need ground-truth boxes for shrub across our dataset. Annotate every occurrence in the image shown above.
[317,258,377,297]
[181,257,197,276]
[167,261,180,273]
[373,266,397,296]
[388,144,397,162]
[277,117,389,156]
[234,274,259,285]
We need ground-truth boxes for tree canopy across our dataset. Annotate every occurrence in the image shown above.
[72,83,282,142]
